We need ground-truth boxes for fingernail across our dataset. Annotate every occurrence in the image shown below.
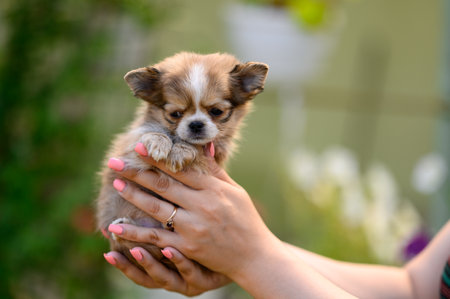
[161,248,173,259]
[108,224,123,235]
[113,179,126,192]
[108,158,125,171]
[101,228,110,239]
[104,253,116,265]
[130,248,143,261]
[134,142,148,156]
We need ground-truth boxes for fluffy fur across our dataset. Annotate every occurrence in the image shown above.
[96,52,268,269]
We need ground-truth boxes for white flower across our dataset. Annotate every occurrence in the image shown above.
[363,200,401,263]
[321,146,359,186]
[363,164,401,262]
[364,198,421,263]
[392,200,421,242]
[340,181,367,227]
[412,153,448,195]
[288,148,319,192]
[366,163,398,223]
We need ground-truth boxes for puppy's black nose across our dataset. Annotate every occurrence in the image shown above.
[189,121,204,133]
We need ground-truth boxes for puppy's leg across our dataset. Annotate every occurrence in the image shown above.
[140,132,172,162]
[166,142,197,172]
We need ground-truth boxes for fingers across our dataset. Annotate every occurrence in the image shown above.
[162,247,231,289]
[205,156,239,187]
[109,224,180,248]
[162,247,198,281]
[104,250,202,296]
[112,178,180,223]
[101,228,110,239]
[103,251,159,288]
[128,247,193,295]
[108,158,195,207]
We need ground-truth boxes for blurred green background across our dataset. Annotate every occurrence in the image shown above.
[1,0,449,298]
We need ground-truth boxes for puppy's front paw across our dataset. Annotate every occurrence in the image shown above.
[166,142,197,172]
[110,217,134,241]
[140,133,172,161]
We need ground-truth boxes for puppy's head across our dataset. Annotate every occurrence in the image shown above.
[124,52,268,145]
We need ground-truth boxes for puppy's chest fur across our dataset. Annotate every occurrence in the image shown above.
[96,52,268,269]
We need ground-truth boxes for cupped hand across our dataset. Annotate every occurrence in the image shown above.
[103,246,230,297]
[106,144,282,278]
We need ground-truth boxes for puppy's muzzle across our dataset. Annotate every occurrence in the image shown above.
[189,121,205,134]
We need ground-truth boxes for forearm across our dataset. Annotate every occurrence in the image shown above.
[229,236,356,299]
[406,220,450,299]
[285,243,413,299]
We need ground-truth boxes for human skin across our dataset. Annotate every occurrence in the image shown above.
[104,146,355,298]
[103,145,450,298]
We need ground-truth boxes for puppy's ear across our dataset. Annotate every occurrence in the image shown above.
[124,67,162,104]
[230,62,269,104]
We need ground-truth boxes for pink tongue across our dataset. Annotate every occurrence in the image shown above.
[207,141,215,157]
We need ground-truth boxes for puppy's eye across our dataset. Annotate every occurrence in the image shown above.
[170,111,183,119]
[209,108,223,117]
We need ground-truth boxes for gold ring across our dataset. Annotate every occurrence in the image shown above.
[164,207,177,230]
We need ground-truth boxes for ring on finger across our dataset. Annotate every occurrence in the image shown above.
[164,206,178,231]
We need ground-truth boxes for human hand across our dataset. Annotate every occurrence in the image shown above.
[103,246,230,296]
[106,143,283,278]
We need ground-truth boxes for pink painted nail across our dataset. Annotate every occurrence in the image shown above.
[113,179,126,192]
[130,248,143,261]
[108,158,125,171]
[108,224,123,235]
[161,248,173,259]
[101,228,110,239]
[104,253,116,265]
[134,142,148,156]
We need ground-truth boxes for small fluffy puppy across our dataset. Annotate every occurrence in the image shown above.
[96,52,268,269]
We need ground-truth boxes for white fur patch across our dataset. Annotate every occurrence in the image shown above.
[179,64,217,144]
[186,64,207,107]
[110,217,131,241]
[176,110,219,144]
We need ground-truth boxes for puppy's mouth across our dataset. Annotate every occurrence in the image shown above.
[176,120,219,146]
[187,136,213,145]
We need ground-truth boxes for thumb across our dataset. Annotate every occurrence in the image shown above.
[204,142,237,186]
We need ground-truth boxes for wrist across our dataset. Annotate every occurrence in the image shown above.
[226,238,357,298]
[227,234,290,290]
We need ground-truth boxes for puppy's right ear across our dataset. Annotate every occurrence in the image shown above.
[124,67,162,103]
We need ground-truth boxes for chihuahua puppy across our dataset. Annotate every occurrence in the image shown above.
[96,52,268,269]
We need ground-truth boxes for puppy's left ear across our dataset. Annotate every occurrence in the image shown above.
[230,62,269,104]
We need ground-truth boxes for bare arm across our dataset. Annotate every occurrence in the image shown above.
[285,220,450,299]
[228,235,357,299]
[406,220,450,299]
[105,146,449,298]
[285,244,413,299]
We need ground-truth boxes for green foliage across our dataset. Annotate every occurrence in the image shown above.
[0,0,168,297]
[288,0,327,29]
[243,0,346,29]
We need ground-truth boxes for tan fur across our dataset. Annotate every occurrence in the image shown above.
[96,52,268,270]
